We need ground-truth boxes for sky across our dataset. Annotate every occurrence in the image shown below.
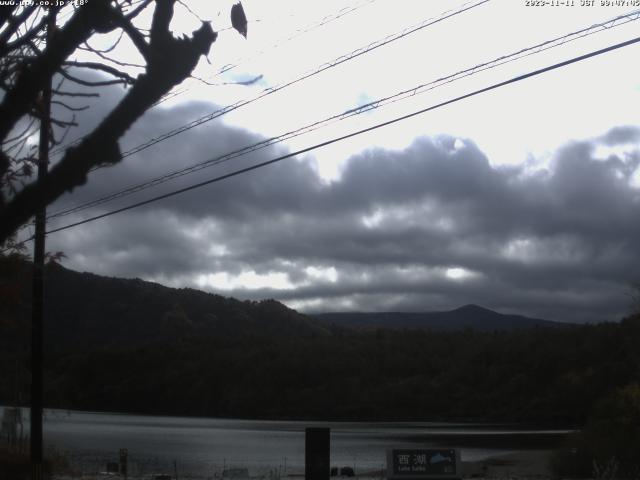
[20,0,640,323]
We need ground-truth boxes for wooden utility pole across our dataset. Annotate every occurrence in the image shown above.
[31,10,55,480]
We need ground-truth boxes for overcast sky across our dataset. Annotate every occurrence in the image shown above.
[25,0,640,323]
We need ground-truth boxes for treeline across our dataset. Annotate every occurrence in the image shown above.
[2,257,639,426]
[3,315,635,426]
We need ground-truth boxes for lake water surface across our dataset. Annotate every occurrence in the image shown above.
[2,407,568,478]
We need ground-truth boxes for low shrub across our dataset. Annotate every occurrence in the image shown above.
[551,383,640,478]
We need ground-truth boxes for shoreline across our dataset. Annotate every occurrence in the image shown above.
[1,404,578,429]
[462,450,553,478]
[45,450,556,480]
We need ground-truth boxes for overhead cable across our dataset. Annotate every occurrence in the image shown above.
[49,0,489,160]
[47,8,640,221]
[39,35,640,238]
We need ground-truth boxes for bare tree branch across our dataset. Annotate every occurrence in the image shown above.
[113,12,151,62]
[0,12,48,58]
[0,5,18,30]
[58,68,130,87]
[125,0,154,20]
[52,90,100,98]
[0,5,39,53]
[81,29,124,54]
[2,118,37,145]
[0,1,119,141]
[80,42,145,69]
[0,0,218,243]
[51,100,89,112]
[62,61,137,84]
[177,0,205,23]
[48,116,78,128]
[150,0,174,46]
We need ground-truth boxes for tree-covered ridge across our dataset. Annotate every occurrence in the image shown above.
[314,305,564,332]
[31,317,636,425]
[7,262,566,351]
[42,264,330,349]
[1,258,639,426]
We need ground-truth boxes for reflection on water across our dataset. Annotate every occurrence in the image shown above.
[1,407,565,477]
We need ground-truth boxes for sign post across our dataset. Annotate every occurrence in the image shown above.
[305,427,330,480]
[387,448,461,480]
[119,448,128,479]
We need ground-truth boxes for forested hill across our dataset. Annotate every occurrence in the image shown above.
[2,257,640,425]
[6,262,563,351]
[314,305,564,332]
[2,261,330,351]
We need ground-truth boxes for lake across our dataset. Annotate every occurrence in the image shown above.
[1,407,568,478]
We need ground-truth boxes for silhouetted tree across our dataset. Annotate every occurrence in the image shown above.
[0,1,244,245]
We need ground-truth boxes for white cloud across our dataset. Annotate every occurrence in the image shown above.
[196,271,296,291]
[305,266,338,283]
[445,267,479,281]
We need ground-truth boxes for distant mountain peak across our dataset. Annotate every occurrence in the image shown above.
[314,305,566,332]
[453,304,489,313]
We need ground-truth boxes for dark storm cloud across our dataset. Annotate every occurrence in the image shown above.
[601,125,640,146]
[47,94,640,323]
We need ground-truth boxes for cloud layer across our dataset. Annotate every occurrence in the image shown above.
[47,98,640,323]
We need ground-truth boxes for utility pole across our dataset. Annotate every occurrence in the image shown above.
[31,9,55,480]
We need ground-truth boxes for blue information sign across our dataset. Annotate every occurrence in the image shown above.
[387,448,460,479]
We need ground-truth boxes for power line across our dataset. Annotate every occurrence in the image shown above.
[9,0,490,241]
[39,35,640,238]
[3,32,639,255]
[48,0,489,160]
[122,0,489,157]
[49,0,382,157]
[46,8,640,221]
[48,0,380,156]
[156,0,382,105]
